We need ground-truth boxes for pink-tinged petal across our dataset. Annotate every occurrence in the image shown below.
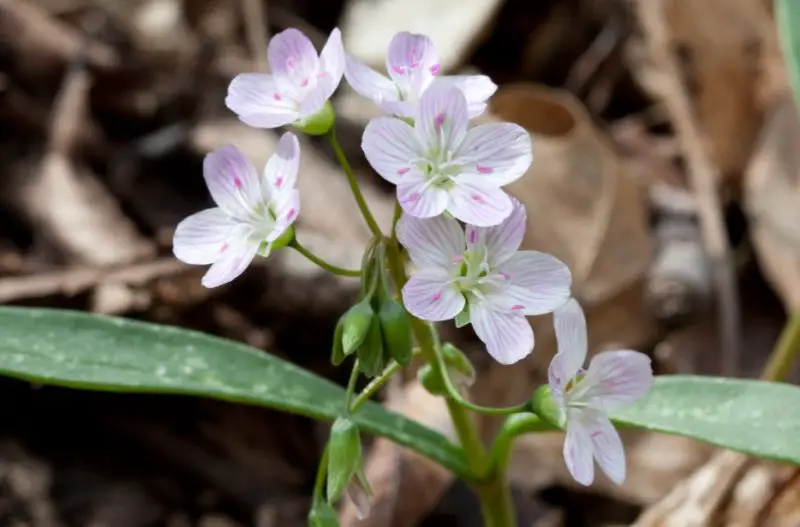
[267,189,300,242]
[397,181,448,219]
[582,409,626,485]
[495,251,572,315]
[200,226,259,288]
[267,28,319,87]
[478,195,526,266]
[297,79,331,119]
[469,304,533,365]
[553,298,588,379]
[563,410,595,486]
[386,32,439,98]
[172,208,237,265]
[377,99,417,119]
[226,74,299,129]
[574,350,654,410]
[457,123,532,185]
[362,117,422,184]
[203,145,261,220]
[396,213,464,268]
[447,181,512,227]
[402,268,464,321]
[548,353,570,409]
[318,28,345,97]
[415,85,468,152]
[263,132,300,198]
[433,74,497,118]
[344,54,397,103]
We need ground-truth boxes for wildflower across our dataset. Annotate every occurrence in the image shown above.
[172,133,301,288]
[226,28,344,132]
[548,298,654,486]
[362,85,531,227]
[396,197,571,364]
[344,31,496,119]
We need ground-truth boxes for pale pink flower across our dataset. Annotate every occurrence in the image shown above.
[396,197,571,364]
[172,134,300,288]
[344,31,496,119]
[362,85,531,227]
[226,28,344,129]
[548,298,654,486]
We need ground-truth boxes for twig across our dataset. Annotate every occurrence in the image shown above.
[634,0,741,376]
[241,0,269,71]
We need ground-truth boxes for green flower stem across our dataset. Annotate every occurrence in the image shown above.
[327,129,383,238]
[345,359,361,412]
[350,347,424,413]
[762,310,800,381]
[487,414,556,478]
[312,443,330,502]
[290,240,361,277]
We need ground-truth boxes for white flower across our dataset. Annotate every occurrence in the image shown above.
[548,298,654,485]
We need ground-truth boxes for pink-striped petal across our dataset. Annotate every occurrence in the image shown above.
[402,269,464,322]
[298,79,331,119]
[583,409,626,485]
[318,28,345,98]
[344,55,397,103]
[553,298,588,380]
[548,353,570,409]
[495,251,572,315]
[397,181,448,219]
[573,350,653,410]
[267,189,300,243]
[433,74,497,118]
[172,208,237,265]
[200,225,259,288]
[263,132,300,197]
[478,195,526,266]
[377,99,417,119]
[225,73,299,129]
[447,180,512,227]
[396,213,464,268]
[469,304,533,365]
[267,28,320,88]
[203,145,261,221]
[457,123,532,185]
[415,85,468,152]
[385,32,439,98]
[362,117,422,184]
[563,410,595,486]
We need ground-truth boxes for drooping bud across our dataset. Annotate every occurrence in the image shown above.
[417,363,445,396]
[294,101,336,136]
[530,384,565,429]
[345,470,373,520]
[356,316,385,377]
[326,417,364,503]
[331,316,346,366]
[341,300,375,357]
[378,296,413,366]
[307,499,339,527]
[441,343,475,388]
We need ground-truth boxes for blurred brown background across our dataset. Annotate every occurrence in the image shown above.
[0,0,799,525]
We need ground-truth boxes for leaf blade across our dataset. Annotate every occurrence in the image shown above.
[0,307,469,477]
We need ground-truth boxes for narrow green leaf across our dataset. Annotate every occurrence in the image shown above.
[777,0,800,109]
[0,307,469,477]
[612,375,800,464]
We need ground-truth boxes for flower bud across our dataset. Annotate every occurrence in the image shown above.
[294,101,335,136]
[417,363,445,396]
[341,300,375,357]
[331,316,346,366]
[378,296,413,366]
[308,500,339,527]
[326,417,363,503]
[530,384,565,428]
[441,343,475,387]
[356,316,385,377]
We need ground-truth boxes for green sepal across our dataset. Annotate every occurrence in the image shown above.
[417,363,445,396]
[530,384,565,429]
[294,101,335,136]
[441,343,475,387]
[271,225,296,252]
[326,417,363,503]
[356,316,385,377]
[454,308,470,328]
[331,316,346,366]
[378,297,413,366]
[308,500,339,527]
[341,300,374,357]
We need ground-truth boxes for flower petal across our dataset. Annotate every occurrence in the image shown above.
[583,409,626,485]
[456,123,532,185]
[267,188,300,242]
[203,145,261,220]
[447,181,512,227]
[574,350,654,410]
[362,117,422,184]
[433,74,497,118]
[263,132,300,198]
[200,225,259,288]
[553,298,588,379]
[479,195,526,266]
[415,85,468,153]
[345,55,398,104]
[385,32,439,99]
[319,28,345,98]
[172,208,237,265]
[548,353,570,409]
[402,268,464,321]
[225,73,299,129]
[397,180,449,219]
[396,213,464,269]
[377,99,417,119]
[298,79,333,118]
[267,28,320,87]
[495,251,572,315]
[563,409,595,486]
[469,304,533,365]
